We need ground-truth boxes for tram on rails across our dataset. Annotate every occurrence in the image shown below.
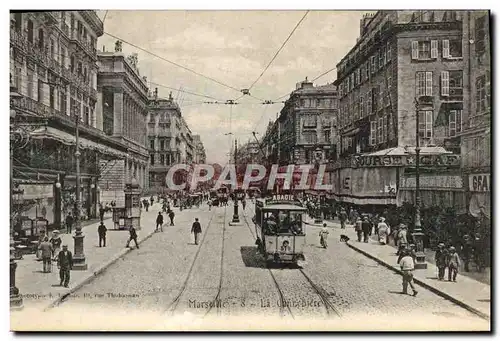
[253,194,307,266]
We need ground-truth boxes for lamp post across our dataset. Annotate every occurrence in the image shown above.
[232,139,240,224]
[413,98,427,269]
[72,105,87,270]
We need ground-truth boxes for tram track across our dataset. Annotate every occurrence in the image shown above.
[241,208,341,319]
[164,205,227,316]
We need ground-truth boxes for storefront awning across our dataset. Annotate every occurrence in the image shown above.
[30,126,128,159]
[469,193,491,219]
[396,189,467,213]
[367,146,451,156]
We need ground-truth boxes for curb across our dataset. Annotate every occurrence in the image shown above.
[43,227,158,312]
[345,241,490,321]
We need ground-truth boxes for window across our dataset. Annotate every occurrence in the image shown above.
[303,115,317,128]
[372,86,379,113]
[379,47,385,68]
[300,99,305,107]
[14,13,22,31]
[324,129,331,143]
[371,56,377,74]
[412,41,438,60]
[416,71,433,97]
[365,61,370,79]
[382,115,388,142]
[50,39,55,59]
[60,87,67,115]
[360,95,364,117]
[370,120,377,145]
[49,85,55,109]
[27,20,34,43]
[418,110,433,138]
[448,70,463,96]
[475,16,487,55]
[303,131,317,144]
[377,117,383,143]
[70,55,75,72]
[316,99,321,107]
[61,48,66,67]
[160,139,165,151]
[443,39,462,59]
[27,71,34,98]
[38,28,44,49]
[77,62,82,75]
[160,154,165,165]
[150,139,155,150]
[449,110,462,136]
[476,75,488,113]
[38,79,44,103]
[367,89,373,114]
[150,154,155,165]
[84,106,89,125]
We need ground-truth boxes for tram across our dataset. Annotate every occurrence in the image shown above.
[253,194,307,266]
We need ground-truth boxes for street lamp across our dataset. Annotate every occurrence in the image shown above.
[72,104,88,270]
[413,98,427,269]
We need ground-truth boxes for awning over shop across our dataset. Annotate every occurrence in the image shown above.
[396,189,467,213]
[367,146,452,156]
[469,193,491,219]
[30,126,128,159]
[331,194,396,206]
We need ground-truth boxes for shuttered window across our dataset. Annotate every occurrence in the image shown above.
[370,121,377,145]
[431,40,438,58]
[441,71,450,96]
[411,41,419,59]
[425,71,433,96]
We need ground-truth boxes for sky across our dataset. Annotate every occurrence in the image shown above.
[96,10,364,164]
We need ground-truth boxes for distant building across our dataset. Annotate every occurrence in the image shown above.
[193,135,206,164]
[96,45,150,204]
[147,89,195,191]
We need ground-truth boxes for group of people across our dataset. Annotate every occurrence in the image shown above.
[36,230,73,287]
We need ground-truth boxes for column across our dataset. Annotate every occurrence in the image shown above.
[96,89,103,130]
[113,90,123,135]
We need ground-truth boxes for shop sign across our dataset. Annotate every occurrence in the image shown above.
[469,173,490,192]
[19,184,54,199]
[334,154,461,169]
[400,175,463,190]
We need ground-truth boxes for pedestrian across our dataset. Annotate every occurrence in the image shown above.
[150,195,154,206]
[361,216,372,243]
[435,242,448,280]
[36,230,47,260]
[168,210,175,226]
[49,230,62,261]
[355,217,363,242]
[98,221,107,247]
[397,224,408,256]
[57,245,73,287]
[99,204,105,222]
[447,246,460,282]
[399,249,418,296]
[126,225,139,249]
[339,208,347,229]
[191,218,202,245]
[208,200,212,211]
[38,237,53,273]
[66,212,74,234]
[377,217,390,245]
[461,234,472,272]
[319,223,329,248]
[242,199,246,211]
[156,212,164,232]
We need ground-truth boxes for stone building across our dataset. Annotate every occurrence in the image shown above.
[96,44,150,204]
[10,11,110,228]
[147,89,195,191]
[193,135,206,164]
[332,10,468,208]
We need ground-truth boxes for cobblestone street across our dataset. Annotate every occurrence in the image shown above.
[12,203,488,331]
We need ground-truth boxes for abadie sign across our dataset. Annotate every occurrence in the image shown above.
[469,174,490,192]
[266,194,300,205]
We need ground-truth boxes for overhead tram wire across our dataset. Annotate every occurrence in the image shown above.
[149,81,223,101]
[103,31,242,94]
[247,10,310,92]
[102,10,109,25]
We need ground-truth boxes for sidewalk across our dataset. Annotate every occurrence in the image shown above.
[314,220,491,320]
[12,199,165,312]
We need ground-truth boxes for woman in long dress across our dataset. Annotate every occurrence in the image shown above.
[50,230,62,261]
[377,217,390,245]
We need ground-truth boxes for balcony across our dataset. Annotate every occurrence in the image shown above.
[69,31,97,59]
[61,22,69,37]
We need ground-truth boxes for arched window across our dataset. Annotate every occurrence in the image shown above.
[27,20,34,43]
[38,28,44,49]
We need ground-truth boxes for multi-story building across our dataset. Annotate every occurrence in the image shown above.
[332,10,468,209]
[275,79,339,165]
[260,120,279,164]
[457,11,491,221]
[10,11,114,228]
[193,135,206,164]
[96,42,150,204]
[147,89,195,191]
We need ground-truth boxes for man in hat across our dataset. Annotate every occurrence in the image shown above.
[397,224,408,256]
[377,217,390,245]
[57,245,73,287]
[355,217,363,242]
[399,249,418,296]
[447,246,461,282]
[191,218,202,245]
[156,212,164,232]
[66,212,74,234]
[339,208,348,229]
[361,216,372,243]
[38,237,53,273]
[98,221,107,247]
[126,225,139,249]
[435,243,449,280]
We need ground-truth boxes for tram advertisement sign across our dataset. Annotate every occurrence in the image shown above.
[266,194,299,205]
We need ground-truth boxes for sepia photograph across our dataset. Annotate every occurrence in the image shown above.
[8,8,491,332]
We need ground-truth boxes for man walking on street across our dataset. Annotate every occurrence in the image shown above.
[399,249,418,296]
[98,221,107,247]
[361,216,372,243]
[38,237,53,273]
[339,208,347,229]
[99,204,105,222]
[168,210,175,226]
[66,212,73,234]
[156,212,164,232]
[57,245,73,287]
[435,243,448,280]
[355,217,363,242]
[126,226,139,249]
[191,218,202,245]
[447,246,460,282]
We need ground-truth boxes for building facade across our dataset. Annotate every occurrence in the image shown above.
[193,135,206,164]
[96,43,150,205]
[147,90,195,191]
[10,11,114,229]
[332,10,469,208]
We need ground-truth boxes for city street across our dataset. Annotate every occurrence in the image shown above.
[16,203,488,331]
